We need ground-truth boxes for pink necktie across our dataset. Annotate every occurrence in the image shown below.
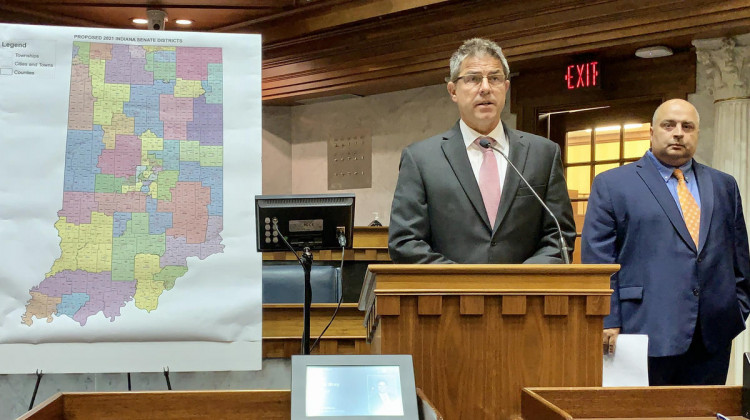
[475,137,501,227]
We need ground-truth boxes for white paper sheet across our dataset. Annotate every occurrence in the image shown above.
[602,334,649,386]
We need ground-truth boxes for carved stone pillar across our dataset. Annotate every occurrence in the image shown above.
[693,35,750,194]
[693,33,750,385]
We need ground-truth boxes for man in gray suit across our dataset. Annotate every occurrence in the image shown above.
[388,38,575,264]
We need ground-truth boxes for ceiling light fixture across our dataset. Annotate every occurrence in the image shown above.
[146,9,168,30]
[175,19,193,25]
[132,18,148,24]
[635,46,673,59]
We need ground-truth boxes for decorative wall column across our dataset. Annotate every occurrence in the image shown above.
[693,34,750,197]
[693,33,750,385]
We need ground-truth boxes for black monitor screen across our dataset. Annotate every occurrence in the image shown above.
[255,194,355,252]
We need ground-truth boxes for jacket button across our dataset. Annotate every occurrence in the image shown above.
[697,258,702,262]
[693,288,700,296]
[490,241,497,246]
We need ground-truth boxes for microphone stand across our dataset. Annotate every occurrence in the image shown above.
[301,247,313,355]
[273,218,315,354]
[479,138,571,264]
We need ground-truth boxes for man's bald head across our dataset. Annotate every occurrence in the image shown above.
[652,99,700,127]
[650,99,700,167]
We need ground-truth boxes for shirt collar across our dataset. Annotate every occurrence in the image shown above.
[646,149,694,182]
[460,119,508,152]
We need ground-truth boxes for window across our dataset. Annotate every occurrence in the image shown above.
[565,122,651,258]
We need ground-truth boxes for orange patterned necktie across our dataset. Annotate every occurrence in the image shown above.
[673,168,700,246]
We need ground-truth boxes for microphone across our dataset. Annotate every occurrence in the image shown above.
[479,138,571,264]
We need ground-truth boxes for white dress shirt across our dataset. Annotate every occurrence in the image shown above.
[459,119,509,198]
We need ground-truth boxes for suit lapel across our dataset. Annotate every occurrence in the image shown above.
[694,161,714,255]
[494,125,529,233]
[441,124,491,229]
[635,155,696,252]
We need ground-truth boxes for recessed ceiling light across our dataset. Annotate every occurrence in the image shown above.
[175,19,193,25]
[132,18,148,24]
[635,46,673,59]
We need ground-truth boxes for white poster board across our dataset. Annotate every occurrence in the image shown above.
[0,23,262,373]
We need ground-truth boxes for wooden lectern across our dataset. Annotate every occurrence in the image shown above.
[359,264,618,420]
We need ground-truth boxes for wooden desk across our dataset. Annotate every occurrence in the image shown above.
[576,417,744,420]
[522,386,748,420]
[18,388,443,420]
[261,226,384,357]
[262,303,369,357]
[263,226,389,261]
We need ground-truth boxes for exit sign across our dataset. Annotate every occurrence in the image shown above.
[565,61,600,90]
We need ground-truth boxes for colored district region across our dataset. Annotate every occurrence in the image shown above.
[23,42,224,326]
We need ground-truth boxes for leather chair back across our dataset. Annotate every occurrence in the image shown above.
[262,264,342,303]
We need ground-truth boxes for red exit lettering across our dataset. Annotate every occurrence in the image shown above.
[565,61,600,90]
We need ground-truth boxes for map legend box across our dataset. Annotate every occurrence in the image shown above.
[0,67,11,75]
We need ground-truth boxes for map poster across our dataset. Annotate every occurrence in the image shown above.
[0,23,262,373]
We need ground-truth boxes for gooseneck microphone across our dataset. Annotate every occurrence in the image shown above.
[478,138,571,264]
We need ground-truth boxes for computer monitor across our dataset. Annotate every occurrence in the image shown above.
[291,354,419,420]
[255,193,355,252]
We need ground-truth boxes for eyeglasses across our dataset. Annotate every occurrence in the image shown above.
[454,73,506,87]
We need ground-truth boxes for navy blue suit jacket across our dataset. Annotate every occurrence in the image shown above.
[581,154,750,357]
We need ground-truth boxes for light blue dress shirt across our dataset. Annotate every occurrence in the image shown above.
[646,150,701,216]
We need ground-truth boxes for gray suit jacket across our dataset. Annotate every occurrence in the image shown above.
[388,122,576,264]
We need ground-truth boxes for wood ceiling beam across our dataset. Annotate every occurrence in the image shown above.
[260,0,750,103]
[0,3,108,27]
[216,0,454,42]
[6,1,291,6]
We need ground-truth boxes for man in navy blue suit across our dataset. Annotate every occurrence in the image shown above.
[582,99,750,385]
